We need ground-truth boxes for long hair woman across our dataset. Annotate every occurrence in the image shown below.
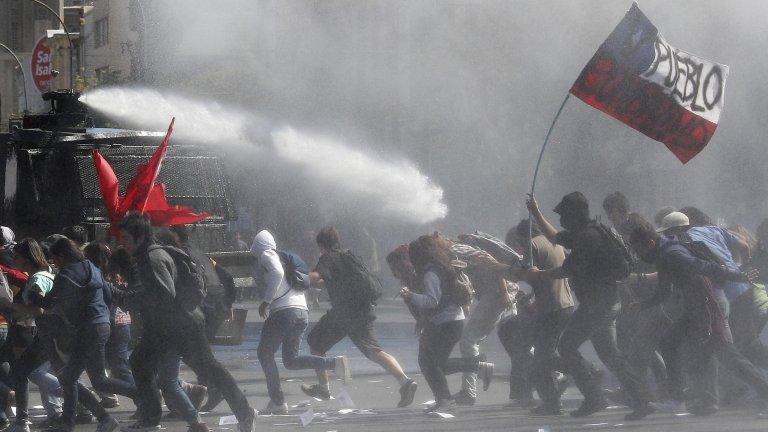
[0,238,57,432]
[401,234,491,413]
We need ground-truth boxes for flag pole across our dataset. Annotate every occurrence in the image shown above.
[528,93,571,266]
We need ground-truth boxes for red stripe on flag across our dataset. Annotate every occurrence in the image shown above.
[570,54,717,164]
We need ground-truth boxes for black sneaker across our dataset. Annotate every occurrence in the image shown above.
[237,408,257,432]
[397,379,418,408]
[300,384,331,400]
[624,402,656,421]
[452,390,476,406]
[570,397,609,417]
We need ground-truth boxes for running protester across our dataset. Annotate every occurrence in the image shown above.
[251,229,350,415]
[305,226,417,408]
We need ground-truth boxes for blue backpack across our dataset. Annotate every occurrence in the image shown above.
[276,250,311,291]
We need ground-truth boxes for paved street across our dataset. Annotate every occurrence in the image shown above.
[21,299,768,432]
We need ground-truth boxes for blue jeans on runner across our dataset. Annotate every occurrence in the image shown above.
[106,324,134,386]
[59,323,138,427]
[257,308,334,405]
[157,351,199,424]
[29,363,64,418]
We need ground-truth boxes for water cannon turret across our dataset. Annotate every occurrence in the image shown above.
[22,89,94,131]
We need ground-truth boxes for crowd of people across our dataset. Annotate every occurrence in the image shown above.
[384,190,768,422]
[0,191,766,432]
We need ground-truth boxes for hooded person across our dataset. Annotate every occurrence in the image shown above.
[250,229,351,415]
[524,192,653,420]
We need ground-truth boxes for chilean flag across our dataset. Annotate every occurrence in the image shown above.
[570,3,729,163]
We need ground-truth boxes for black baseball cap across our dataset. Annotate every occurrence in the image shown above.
[553,191,589,215]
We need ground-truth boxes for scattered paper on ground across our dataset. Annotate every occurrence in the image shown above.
[338,409,374,415]
[32,405,44,410]
[428,412,455,419]
[219,415,238,426]
[367,380,383,383]
[422,400,436,405]
[292,400,311,408]
[299,406,314,427]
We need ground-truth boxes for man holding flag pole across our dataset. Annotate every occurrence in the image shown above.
[521,1,730,420]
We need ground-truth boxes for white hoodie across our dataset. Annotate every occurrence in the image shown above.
[250,230,308,314]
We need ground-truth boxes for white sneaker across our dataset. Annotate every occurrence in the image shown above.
[334,356,352,384]
[96,416,120,432]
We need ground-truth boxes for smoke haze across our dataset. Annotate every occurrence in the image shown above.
[96,0,768,250]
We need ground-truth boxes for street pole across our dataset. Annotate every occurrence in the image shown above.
[135,0,148,81]
[28,0,75,88]
[0,42,29,113]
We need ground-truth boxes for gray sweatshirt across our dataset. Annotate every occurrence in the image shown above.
[409,269,465,326]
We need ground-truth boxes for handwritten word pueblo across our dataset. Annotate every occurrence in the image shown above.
[643,37,725,114]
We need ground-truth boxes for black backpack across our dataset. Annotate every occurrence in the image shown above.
[591,222,634,281]
[153,245,207,313]
[337,250,383,305]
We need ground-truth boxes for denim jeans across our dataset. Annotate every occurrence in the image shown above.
[132,320,251,424]
[559,295,650,408]
[29,363,63,418]
[105,324,134,386]
[257,308,334,405]
[59,323,138,427]
[157,351,199,424]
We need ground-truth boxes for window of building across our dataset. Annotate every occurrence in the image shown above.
[94,17,109,48]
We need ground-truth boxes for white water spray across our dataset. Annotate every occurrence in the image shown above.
[81,87,448,224]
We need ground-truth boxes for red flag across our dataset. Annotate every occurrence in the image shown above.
[120,117,175,214]
[92,149,122,236]
[144,184,210,226]
[91,117,213,236]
